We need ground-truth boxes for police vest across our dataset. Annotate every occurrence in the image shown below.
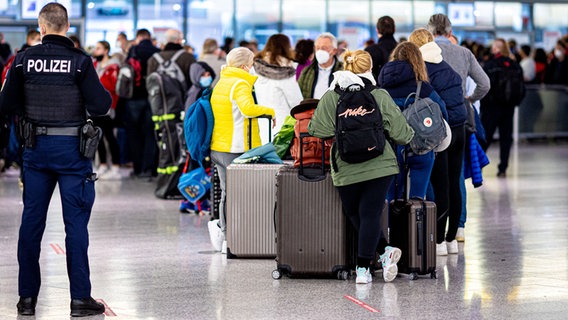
[22,47,85,127]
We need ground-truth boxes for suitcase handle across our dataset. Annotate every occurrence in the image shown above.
[247,115,273,149]
[298,132,326,182]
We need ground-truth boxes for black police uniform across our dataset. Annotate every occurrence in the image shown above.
[0,34,111,300]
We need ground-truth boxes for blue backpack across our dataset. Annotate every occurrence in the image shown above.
[184,88,214,165]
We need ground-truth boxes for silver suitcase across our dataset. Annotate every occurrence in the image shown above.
[226,163,286,258]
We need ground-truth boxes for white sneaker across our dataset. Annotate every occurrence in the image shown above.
[447,239,458,254]
[437,242,448,256]
[207,220,224,252]
[380,246,401,282]
[456,228,465,242]
[355,266,372,284]
[99,167,122,180]
[97,164,109,175]
[221,240,227,254]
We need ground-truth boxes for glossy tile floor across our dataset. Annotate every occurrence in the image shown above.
[1,142,568,320]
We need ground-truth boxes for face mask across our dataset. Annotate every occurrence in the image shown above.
[554,48,564,59]
[115,41,122,50]
[248,66,255,75]
[94,54,104,62]
[199,76,213,88]
[315,50,330,64]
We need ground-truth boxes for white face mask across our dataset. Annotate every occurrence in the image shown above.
[248,66,255,75]
[315,50,331,64]
[554,48,564,59]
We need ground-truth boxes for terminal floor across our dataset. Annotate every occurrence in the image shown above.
[1,142,567,320]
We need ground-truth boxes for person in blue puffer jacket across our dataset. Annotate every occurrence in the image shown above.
[408,28,467,256]
[378,41,448,200]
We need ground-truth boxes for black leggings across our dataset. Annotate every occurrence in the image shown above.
[336,175,394,260]
[430,124,465,243]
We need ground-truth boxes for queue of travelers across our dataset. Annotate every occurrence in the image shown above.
[1,6,567,316]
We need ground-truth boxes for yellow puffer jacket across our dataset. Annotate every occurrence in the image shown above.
[210,66,275,153]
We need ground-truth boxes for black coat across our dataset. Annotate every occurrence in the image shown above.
[365,35,397,80]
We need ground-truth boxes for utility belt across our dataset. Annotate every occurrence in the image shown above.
[21,119,102,160]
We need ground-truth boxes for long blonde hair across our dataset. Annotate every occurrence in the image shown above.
[390,42,429,82]
[343,50,372,74]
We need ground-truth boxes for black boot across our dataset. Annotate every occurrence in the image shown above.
[70,297,105,317]
[17,297,37,316]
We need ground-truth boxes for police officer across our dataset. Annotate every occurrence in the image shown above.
[0,3,111,317]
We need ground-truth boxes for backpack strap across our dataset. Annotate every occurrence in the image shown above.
[415,81,423,98]
[152,52,164,64]
[403,81,423,107]
[170,49,186,63]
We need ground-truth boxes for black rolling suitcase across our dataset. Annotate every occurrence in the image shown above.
[389,148,437,280]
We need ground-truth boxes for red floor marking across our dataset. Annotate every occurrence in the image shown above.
[96,299,117,317]
[49,243,65,255]
[344,295,380,313]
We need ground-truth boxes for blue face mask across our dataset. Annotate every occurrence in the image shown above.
[199,76,213,88]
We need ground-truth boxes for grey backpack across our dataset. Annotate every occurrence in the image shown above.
[403,81,447,155]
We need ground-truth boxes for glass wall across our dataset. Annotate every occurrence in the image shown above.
[282,0,325,45]
[1,0,567,55]
[236,0,280,46]
[85,0,134,51]
[187,0,233,55]
[329,0,370,50]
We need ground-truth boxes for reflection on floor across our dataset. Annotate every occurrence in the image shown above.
[1,142,567,319]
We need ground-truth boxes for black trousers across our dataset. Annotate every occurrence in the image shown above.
[336,175,393,260]
[430,124,466,243]
[92,115,120,166]
[480,104,515,174]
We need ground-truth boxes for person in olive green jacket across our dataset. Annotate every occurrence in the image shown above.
[308,50,414,285]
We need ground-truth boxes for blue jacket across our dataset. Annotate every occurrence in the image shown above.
[378,60,448,120]
[425,61,466,127]
[463,133,489,187]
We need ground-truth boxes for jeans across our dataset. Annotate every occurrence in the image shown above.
[19,135,95,299]
[388,146,435,201]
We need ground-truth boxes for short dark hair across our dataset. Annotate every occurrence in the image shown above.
[376,16,395,36]
[38,2,68,33]
[136,28,151,39]
[520,45,531,57]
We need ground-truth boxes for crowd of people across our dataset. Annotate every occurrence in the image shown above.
[1,5,568,296]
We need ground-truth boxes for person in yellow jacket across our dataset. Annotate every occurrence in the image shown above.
[207,47,276,253]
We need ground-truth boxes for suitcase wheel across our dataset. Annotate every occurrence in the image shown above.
[430,270,437,279]
[272,269,282,280]
[337,270,350,281]
[409,272,418,281]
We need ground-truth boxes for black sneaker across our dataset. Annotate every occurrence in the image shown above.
[17,297,37,316]
[70,297,105,317]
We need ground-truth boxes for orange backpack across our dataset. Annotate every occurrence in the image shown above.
[289,99,332,168]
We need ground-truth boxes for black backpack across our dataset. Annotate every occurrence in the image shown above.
[493,62,526,107]
[334,83,385,164]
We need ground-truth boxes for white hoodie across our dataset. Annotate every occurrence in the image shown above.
[419,41,443,64]
[328,70,376,91]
